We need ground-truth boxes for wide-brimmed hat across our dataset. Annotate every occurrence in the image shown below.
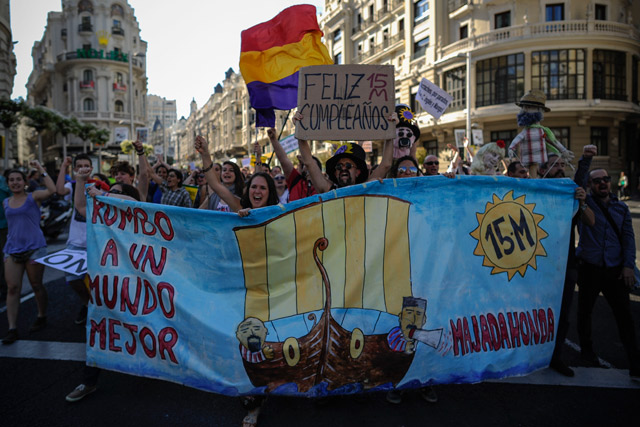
[325,143,369,184]
[516,90,550,112]
[395,104,421,138]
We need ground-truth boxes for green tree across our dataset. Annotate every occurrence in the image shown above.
[21,105,57,162]
[0,98,24,169]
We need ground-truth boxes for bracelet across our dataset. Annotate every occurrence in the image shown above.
[136,149,144,155]
[201,163,213,173]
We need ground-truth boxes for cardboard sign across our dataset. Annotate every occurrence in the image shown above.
[454,129,466,148]
[280,134,300,154]
[296,64,395,141]
[416,78,453,120]
[35,248,87,276]
[114,127,129,143]
[472,129,484,146]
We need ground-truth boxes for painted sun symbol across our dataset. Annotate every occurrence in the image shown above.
[398,107,414,121]
[469,191,548,280]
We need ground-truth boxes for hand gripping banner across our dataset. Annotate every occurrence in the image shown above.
[85,176,577,397]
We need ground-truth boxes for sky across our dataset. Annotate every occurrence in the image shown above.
[10,0,325,119]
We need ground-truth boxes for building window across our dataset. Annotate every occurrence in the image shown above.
[333,29,342,42]
[334,52,343,64]
[413,36,429,59]
[83,69,93,81]
[111,4,124,17]
[593,49,626,101]
[83,98,95,111]
[445,66,466,112]
[459,24,468,39]
[546,4,564,21]
[410,91,424,115]
[115,100,124,112]
[116,72,124,84]
[532,49,585,100]
[594,4,606,20]
[398,18,404,32]
[476,53,524,107]
[590,127,608,156]
[78,0,93,13]
[633,56,638,104]
[414,0,429,24]
[423,139,437,156]
[495,11,511,29]
[79,16,92,31]
[490,130,517,156]
[82,43,91,51]
[550,127,571,151]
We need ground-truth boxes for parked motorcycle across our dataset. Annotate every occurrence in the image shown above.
[40,194,72,240]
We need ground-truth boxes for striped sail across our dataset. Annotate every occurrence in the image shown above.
[233,195,412,322]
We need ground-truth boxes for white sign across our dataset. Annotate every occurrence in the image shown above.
[454,129,466,148]
[114,127,129,143]
[241,157,251,168]
[35,248,87,276]
[472,129,484,146]
[279,134,299,154]
[362,141,373,153]
[416,78,453,120]
[154,145,163,155]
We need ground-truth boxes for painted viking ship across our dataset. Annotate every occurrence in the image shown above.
[233,195,415,393]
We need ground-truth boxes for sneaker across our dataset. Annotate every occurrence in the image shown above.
[386,389,402,404]
[75,306,88,325]
[420,386,438,403]
[1,329,18,345]
[65,384,97,402]
[29,316,47,332]
[550,358,575,377]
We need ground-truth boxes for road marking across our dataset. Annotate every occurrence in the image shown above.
[0,340,85,361]
[0,340,638,389]
[0,292,35,314]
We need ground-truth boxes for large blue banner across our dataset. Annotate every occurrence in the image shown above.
[85,176,577,396]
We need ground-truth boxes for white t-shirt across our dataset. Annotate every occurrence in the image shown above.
[66,182,87,248]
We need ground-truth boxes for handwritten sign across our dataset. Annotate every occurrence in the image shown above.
[114,127,129,143]
[416,78,453,120]
[279,134,299,154]
[136,127,149,143]
[296,64,395,141]
[36,248,87,276]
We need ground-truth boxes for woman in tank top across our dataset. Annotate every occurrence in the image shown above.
[1,161,56,344]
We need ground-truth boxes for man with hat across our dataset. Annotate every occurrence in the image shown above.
[508,89,573,178]
[292,112,396,193]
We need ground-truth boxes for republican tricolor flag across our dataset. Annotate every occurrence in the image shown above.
[240,4,333,128]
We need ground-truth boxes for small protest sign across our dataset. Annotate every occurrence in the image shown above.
[136,127,149,143]
[114,127,129,143]
[296,64,395,141]
[472,129,484,146]
[416,78,453,120]
[280,134,299,154]
[35,248,87,276]
[454,129,466,148]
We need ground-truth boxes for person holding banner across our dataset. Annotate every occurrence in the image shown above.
[2,161,56,344]
[195,135,279,215]
[388,156,422,179]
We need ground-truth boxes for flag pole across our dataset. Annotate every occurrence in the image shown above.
[266,109,291,166]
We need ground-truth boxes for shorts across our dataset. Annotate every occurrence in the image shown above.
[4,246,48,264]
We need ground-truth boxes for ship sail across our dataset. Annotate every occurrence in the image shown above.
[233,195,412,322]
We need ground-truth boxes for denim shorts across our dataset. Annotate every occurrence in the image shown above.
[4,246,48,264]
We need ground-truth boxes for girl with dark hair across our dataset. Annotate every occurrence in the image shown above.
[2,161,56,344]
[204,161,245,212]
[388,156,422,179]
[195,136,279,216]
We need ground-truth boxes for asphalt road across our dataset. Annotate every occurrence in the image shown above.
[1,200,639,427]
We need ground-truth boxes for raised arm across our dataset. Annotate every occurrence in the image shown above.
[56,156,73,196]
[367,113,397,181]
[267,128,295,178]
[73,166,91,217]
[30,160,56,202]
[194,135,242,212]
[293,113,332,193]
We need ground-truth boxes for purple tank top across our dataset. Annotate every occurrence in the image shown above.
[3,193,46,254]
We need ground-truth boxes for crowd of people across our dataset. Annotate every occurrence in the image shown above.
[0,111,638,427]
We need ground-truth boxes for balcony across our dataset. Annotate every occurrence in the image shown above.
[353,33,403,63]
[440,20,640,58]
[78,23,93,33]
[113,83,127,91]
[112,27,125,36]
[448,0,468,14]
[79,80,95,90]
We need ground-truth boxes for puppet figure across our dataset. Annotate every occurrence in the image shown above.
[508,90,573,178]
[393,104,420,159]
[470,141,504,176]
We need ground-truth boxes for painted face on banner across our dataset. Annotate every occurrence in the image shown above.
[236,317,268,353]
[399,306,426,340]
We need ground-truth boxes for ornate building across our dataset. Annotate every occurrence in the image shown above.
[25,0,147,166]
[320,0,640,183]
[0,0,15,99]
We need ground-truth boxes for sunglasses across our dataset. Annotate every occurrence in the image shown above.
[109,189,122,194]
[335,163,355,171]
[398,166,418,174]
[424,161,439,166]
[591,176,611,184]
[274,175,286,180]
